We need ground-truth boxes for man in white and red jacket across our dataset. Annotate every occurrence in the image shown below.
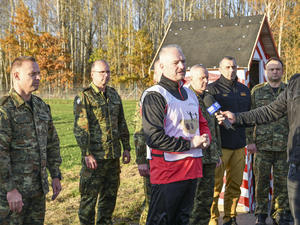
[141,45,211,225]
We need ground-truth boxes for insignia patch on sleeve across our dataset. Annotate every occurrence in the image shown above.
[76,97,82,105]
[240,92,246,96]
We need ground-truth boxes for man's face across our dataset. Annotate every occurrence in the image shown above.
[265,60,283,83]
[190,67,209,94]
[219,59,237,81]
[91,61,110,88]
[16,61,41,93]
[160,48,186,82]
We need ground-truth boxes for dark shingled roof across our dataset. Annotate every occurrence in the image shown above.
[151,15,278,71]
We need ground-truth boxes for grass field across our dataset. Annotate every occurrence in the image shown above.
[44,99,143,225]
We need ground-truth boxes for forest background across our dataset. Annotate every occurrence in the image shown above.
[0,0,300,96]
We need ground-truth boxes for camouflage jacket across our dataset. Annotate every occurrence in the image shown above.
[189,86,222,164]
[133,100,147,165]
[246,82,289,151]
[73,82,131,159]
[0,89,61,197]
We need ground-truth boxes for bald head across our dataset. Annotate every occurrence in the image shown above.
[91,60,111,91]
[158,45,186,81]
[190,64,209,95]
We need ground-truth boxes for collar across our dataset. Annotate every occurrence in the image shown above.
[262,82,286,93]
[90,82,106,95]
[219,74,237,86]
[189,85,209,101]
[159,75,185,91]
[9,88,26,108]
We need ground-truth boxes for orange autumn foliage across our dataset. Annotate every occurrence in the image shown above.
[0,1,73,87]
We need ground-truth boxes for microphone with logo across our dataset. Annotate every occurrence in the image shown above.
[203,95,233,130]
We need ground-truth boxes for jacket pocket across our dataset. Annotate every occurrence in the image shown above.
[11,163,33,193]
[79,166,94,195]
[12,112,32,136]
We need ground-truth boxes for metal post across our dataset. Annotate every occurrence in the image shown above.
[134,81,137,100]
[66,82,68,99]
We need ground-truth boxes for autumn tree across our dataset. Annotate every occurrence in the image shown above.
[37,32,73,87]
[0,1,73,89]
[126,27,154,88]
[89,26,153,89]
[279,2,300,80]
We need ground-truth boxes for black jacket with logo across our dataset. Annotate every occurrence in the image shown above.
[235,74,300,164]
[207,74,251,150]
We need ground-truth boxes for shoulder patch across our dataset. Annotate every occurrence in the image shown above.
[76,97,82,105]
[74,94,84,106]
[240,92,247,96]
[0,95,10,106]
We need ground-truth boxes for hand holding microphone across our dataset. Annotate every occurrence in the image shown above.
[203,95,234,130]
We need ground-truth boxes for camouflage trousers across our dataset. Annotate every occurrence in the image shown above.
[139,174,151,225]
[254,150,289,218]
[0,192,45,225]
[189,163,216,225]
[78,158,120,225]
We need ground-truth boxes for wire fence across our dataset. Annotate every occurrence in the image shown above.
[0,84,145,100]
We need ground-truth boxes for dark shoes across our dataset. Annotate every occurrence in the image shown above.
[273,213,289,225]
[255,214,267,225]
[283,210,293,222]
[223,217,238,225]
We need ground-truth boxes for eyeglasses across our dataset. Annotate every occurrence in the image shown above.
[92,70,111,75]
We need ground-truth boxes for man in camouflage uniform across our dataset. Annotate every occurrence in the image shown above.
[73,59,131,225]
[246,58,291,225]
[188,65,222,225]
[133,59,162,225]
[0,56,62,224]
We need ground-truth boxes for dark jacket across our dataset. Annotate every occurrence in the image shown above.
[207,75,251,150]
[235,74,300,164]
[142,75,210,152]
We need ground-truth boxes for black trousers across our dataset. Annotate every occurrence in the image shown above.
[146,179,197,225]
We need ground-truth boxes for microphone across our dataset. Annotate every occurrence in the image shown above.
[203,95,233,130]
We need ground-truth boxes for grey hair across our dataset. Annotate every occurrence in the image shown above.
[191,64,207,71]
[159,45,183,61]
[219,56,236,67]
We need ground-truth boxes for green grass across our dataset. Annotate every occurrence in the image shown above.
[44,99,143,225]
